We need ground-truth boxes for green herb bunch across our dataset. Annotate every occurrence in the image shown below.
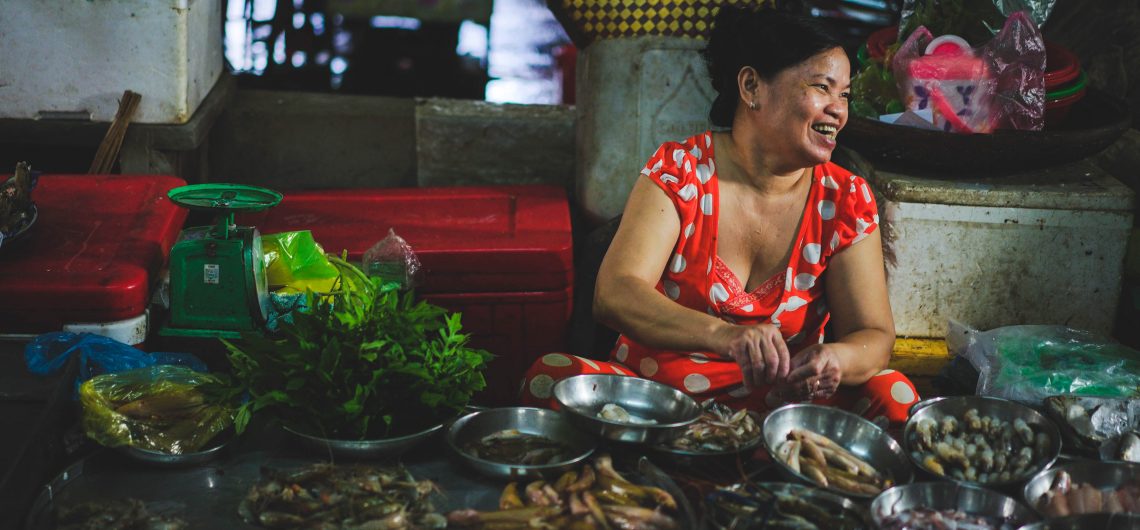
[223,256,491,439]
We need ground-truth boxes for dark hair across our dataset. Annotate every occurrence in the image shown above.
[703,7,842,128]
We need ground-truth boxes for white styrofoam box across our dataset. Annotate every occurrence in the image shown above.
[0,0,223,124]
[577,37,714,224]
[877,161,1135,338]
[63,312,149,346]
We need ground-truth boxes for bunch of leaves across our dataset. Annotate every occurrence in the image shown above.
[223,255,491,439]
[899,0,1006,47]
[851,62,904,118]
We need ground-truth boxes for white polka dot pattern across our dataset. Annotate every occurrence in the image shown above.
[830,231,840,251]
[684,222,695,238]
[678,183,697,201]
[821,175,839,190]
[663,280,680,300]
[542,353,572,367]
[696,164,712,184]
[891,381,916,404]
[577,356,600,370]
[709,283,729,304]
[802,243,821,264]
[670,253,687,273]
[700,194,714,215]
[615,343,629,362]
[689,353,709,364]
[793,273,816,291]
[639,357,659,377]
[529,374,554,399]
[818,200,836,220]
[672,148,686,167]
[660,174,679,185]
[684,373,711,393]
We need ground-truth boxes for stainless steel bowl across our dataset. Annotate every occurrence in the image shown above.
[706,481,873,529]
[283,422,443,460]
[445,407,597,480]
[762,403,914,499]
[872,482,1039,528]
[116,429,233,467]
[1023,460,1140,517]
[1017,513,1140,529]
[905,395,1062,488]
[553,374,701,443]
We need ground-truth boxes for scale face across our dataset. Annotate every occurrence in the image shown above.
[162,184,282,338]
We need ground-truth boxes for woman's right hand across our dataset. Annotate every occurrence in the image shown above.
[713,323,790,389]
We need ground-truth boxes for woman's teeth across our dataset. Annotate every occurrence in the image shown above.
[812,124,837,136]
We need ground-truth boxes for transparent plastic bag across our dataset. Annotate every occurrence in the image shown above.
[949,320,1140,407]
[24,332,207,393]
[262,230,339,294]
[362,228,421,290]
[79,365,234,454]
[892,10,1045,133]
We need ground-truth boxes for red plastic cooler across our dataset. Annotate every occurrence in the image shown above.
[246,185,574,406]
[0,175,188,339]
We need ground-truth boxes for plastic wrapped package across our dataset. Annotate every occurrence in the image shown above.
[262,230,339,294]
[79,365,234,454]
[362,228,422,290]
[949,321,1140,407]
[25,332,206,393]
[891,10,1046,133]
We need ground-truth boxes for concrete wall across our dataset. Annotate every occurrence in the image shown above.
[209,90,576,192]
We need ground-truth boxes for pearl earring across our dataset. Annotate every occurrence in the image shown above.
[748,100,757,110]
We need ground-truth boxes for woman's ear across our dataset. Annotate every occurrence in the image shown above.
[737,66,764,110]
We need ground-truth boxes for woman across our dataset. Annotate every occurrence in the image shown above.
[521,7,919,426]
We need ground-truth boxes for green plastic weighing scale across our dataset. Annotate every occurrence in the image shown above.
[161,184,282,338]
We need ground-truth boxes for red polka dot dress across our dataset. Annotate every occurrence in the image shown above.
[521,131,919,426]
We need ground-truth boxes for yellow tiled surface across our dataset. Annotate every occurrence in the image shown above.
[890,337,950,399]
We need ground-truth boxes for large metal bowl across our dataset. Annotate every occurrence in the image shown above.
[1023,460,1140,517]
[553,374,701,443]
[116,429,233,468]
[1017,513,1140,529]
[445,407,597,480]
[283,421,443,460]
[872,482,1039,528]
[904,395,1062,489]
[762,403,914,499]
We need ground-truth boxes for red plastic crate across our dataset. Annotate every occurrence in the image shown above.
[244,185,574,406]
[0,175,188,332]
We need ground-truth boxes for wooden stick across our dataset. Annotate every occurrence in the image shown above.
[89,90,141,174]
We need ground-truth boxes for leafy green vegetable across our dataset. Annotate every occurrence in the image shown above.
[223,255,491,439]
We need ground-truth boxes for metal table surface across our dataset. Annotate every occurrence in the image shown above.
[23,416,704,529]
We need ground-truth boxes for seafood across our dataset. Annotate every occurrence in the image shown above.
[773,428,892,496]
[56,498,188,530]
[461,429,574,465]
[662,403,760,452]
[1036,470,1140,517]
[238,463,445,529]
[909,408,1051,484]
[1120,432,1140,462]
[447,454,680,529]
[878,507,1017,530]
[598,403,657,425]
[707,483,868,529]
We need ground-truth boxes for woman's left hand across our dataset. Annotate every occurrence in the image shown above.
[782,344,842,401]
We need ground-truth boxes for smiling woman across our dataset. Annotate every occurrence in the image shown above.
[520,7,919,427]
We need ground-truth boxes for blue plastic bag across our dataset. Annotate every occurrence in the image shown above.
[24,332,207,393]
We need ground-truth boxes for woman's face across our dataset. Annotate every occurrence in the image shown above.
[751,47,850,170]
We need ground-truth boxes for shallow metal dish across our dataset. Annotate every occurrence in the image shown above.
[553,374,701,443]
[283,422,443,460]
[904,395,1062,489]
[871,481,1039,528]
[1023,460,1140,517]
[762,403,914,499]
[1017,513,1140,530]
[446,407,596,480]
[706,481,873,529]
[115,429,233,468]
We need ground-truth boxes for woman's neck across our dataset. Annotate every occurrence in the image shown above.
[715,130,808,194]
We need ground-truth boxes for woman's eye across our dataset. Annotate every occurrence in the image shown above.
[840,92,851,100]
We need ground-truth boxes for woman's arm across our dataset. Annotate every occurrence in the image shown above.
[594,176,792,388]
[785,227,895,394]
[594,175,726,351]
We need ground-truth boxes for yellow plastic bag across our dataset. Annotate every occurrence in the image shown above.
[79,365,233,454]
[262,230,339,293]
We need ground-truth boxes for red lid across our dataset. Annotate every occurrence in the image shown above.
[241,185,574,294]
[1045,41,1080,89]
[0,175,188,331]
